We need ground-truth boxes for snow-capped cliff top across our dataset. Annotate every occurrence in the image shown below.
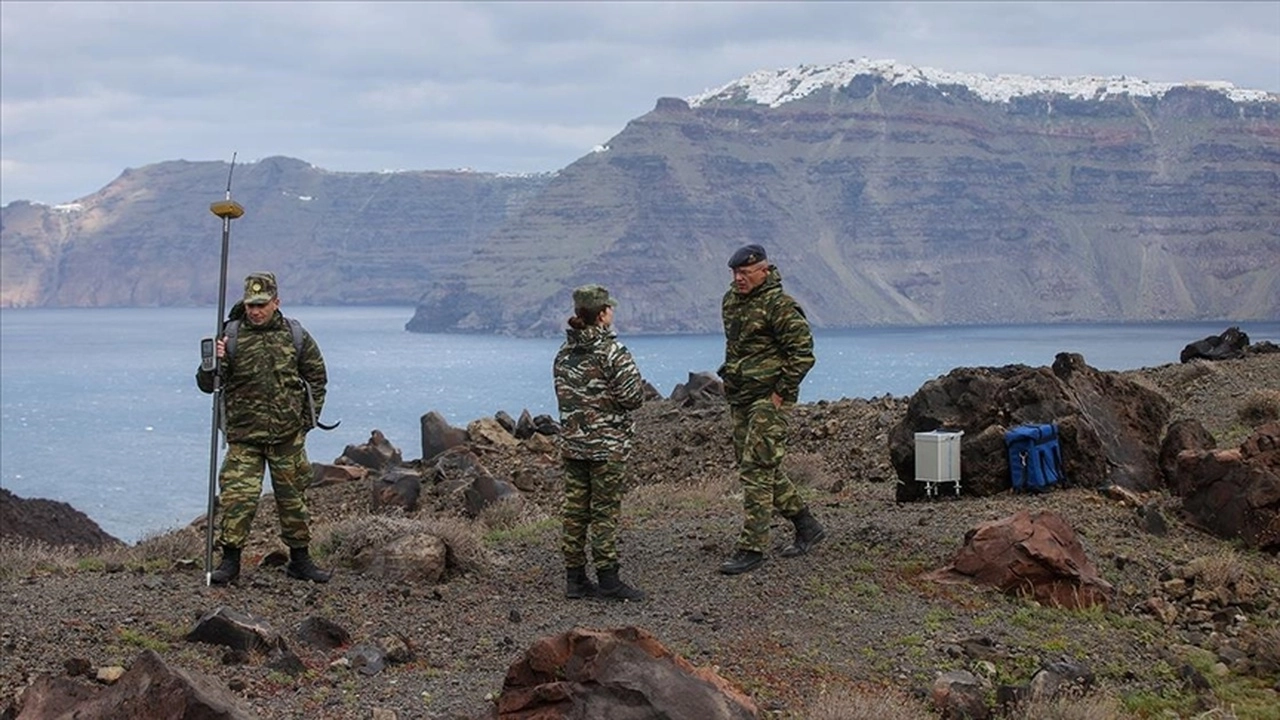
[687,58,1275,107]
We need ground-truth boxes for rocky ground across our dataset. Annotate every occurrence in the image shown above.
[2,352,1279,719]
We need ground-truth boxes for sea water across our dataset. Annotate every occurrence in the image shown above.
[1,307,1275,543]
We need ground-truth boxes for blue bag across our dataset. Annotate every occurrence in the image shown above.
[1004,423,1064,492]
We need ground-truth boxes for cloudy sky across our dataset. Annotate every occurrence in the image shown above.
[2,1,1277,206]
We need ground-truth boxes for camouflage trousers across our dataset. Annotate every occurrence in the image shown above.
[561,458,626,570]
[217,431,313,550]
[731,398,803,553]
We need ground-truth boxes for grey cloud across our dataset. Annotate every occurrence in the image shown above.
[2,1,1277,205]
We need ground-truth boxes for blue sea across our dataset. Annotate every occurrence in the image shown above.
[1,307,1276,544]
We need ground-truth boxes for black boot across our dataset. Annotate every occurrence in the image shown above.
[565,566,598,599]
[781,507,827,558]
[597,566,646,601]
[285,546,332,583]
[718,549,765,575]
[209,546,241,586]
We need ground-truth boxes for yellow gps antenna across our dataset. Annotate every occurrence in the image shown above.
[203,152,243,587]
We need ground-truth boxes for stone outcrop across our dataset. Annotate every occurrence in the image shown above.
[1180,326,1252,363]
[1158,419,1217,494]
[1168,422,1280,550]
[370,466,424,513]
[0,488,122,548]
[670,371,725,409]
[420,411,469,462]
[889,353,1171,500]
[351,532,448,583]
[497,626,759,720]
[185,607,282,654]
[924,509,1114,610]
[13,649,259,719]
[338,430,403,471]
[931,669,989,720]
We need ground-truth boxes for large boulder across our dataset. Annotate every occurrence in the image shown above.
[420,410,469,461]
[1157,419,1217,495]
[352,532,448,583]
[1170,422,1280,551]
[12,649,258,719]
[497,626,758,720]
[889,353,1171,501]
[338,429,403,471]
[1180,326,1250,363]
[185,607,282,653]
[467,417,519,448]
[427,446,518,516]
[923,509,1114,610]
[310,461,368,488]
[370,466,424,513]
[669,371,724,409]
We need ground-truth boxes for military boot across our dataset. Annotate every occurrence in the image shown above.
[285,546,332,583]
[718,549,765,575]
[597,566,646,601]
[780,507,827,558]
[209,546,241,586]
[565,566,598,599]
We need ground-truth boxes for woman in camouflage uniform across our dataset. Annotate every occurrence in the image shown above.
[552,284,646,601]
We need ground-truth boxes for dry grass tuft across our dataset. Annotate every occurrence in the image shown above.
[1238,389,1280,426]
[628,470,737,514]
[1245,626,1280,667]
[126,526,204,567]
[427,514,491,575]
[1184,549,1246,588]
[803,685,934,720]
[0,537,80,579]
[784,451,835,488]
[314,513,490,575]
[479,494,548,533]
[1005,691,1129,720]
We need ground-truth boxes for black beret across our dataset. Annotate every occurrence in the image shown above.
[727,244,767,268]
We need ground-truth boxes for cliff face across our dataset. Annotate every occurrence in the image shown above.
[410,73,1280,335]
[0,157,551,308]
[4,62,1278,335]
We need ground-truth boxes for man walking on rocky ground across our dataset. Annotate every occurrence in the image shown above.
[716,245,826,575]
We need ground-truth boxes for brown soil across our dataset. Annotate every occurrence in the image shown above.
[2,353,1278,719]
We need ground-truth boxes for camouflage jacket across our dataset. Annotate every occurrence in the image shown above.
[718,267,815,406]
[196,311,327,444]
[553,324,645,462]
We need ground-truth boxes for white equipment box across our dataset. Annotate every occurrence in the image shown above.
[914,430,963,497]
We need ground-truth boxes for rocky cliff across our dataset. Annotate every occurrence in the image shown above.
[410,60,1280,334]
[0,157,551,308]
[3,60,1277,334]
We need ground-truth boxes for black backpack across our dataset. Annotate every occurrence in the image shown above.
[222,317,304,362]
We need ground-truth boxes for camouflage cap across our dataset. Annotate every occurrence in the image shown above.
[243,272,278,304]
[728,244,768,268]
[572,284,618,312]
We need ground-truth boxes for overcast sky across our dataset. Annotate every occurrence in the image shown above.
[2,1,1277,206]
